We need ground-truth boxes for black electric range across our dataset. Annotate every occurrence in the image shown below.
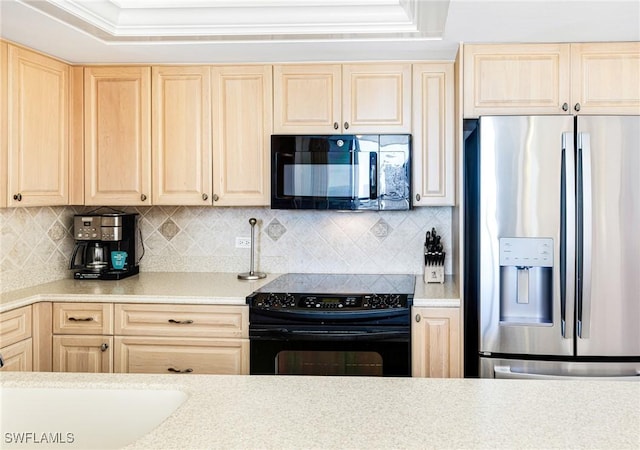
[246,273,415,376]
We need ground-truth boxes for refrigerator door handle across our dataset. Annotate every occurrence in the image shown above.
[494,365,640,380]
[561,132,576,339]
[577,133,593,339]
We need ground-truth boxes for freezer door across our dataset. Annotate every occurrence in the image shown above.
[576,116,640,357]
[480,357,640,380]
[479,116,575,356]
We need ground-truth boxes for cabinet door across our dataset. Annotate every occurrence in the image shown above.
[343,63,411,133]
[114,336,249,375]
[411,307,460,378]
[571,42,640,115]
[273,64,341,133]
[212,65,272,206]
[463,44,571,117]
[53,335,113,373]
[84,66,151,205]
[152,66,212,205]
[0,305,32,348]
[0,338,33,371]
[0,41,7,208]
[7,45,69,206]
[412,63,455,206]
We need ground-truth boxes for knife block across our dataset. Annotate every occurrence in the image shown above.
[424,265,444,284]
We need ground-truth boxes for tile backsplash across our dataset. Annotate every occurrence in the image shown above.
[0,205,452,293]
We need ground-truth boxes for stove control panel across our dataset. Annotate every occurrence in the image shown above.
[248,293,409,310]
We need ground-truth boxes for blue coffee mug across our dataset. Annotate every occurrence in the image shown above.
[111,251,128,270]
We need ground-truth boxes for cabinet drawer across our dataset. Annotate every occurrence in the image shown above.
[115,304,248,338]
[0,306,32,348]
[53,303,114,335]
[114,336,249,375]
[0,338,33,371]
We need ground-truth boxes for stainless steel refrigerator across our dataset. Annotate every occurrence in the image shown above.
[464,115,640,379]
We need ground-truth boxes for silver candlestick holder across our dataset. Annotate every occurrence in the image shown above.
[238,218,266,280]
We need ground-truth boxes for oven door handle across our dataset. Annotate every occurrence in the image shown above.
[250,328,409,341]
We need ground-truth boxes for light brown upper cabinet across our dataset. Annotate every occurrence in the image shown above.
[463,43,570,117]
[412,63,455,206]
[464,42,640,117]
[274,63,411,134]
[211,65,273,206]
[0,41,7,208]
[570,42,640,115]
[84,66,151,205]
[6,44,69,206]
[152,66,212,205]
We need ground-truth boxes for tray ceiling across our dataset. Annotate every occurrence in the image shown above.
[1,0,638,63]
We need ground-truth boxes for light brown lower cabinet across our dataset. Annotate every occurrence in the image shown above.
[114,336,249,375]
[52,335,113,373]
[411,307,461,378]
[0,305,33,372]
[0,338,33,371]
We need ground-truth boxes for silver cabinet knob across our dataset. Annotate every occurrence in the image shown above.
[140,194,147,201]
[415,314,421,323]
[333,122,339,130]
[574,103,581,112]
[212,194,219,202]
[202,193,208,201]
[13,193,22,201]
[562,102,569,112]
[100,343,109,352]
[415,193,421,201]
[344,122,349,130]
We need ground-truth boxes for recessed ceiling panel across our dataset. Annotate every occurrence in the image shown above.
[21,0,448,41]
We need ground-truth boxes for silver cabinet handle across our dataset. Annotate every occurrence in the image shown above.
[69,317,94,322]
[574,103,581,112]
[140,194,147,201]
[562,102,569,112]
[415,314,421,323]
[344,122,349,130]
[202,193,208,201]
[13,193,22,201]
[415,193,421,202]
[168,319,194,324]
[333,122,339,130]
[168,367,193,373]
[100,343,109,352]
[212,194,219,202]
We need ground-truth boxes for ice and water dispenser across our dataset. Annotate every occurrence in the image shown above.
[499,238,553,324]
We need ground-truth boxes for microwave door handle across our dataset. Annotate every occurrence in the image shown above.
[370,152,377,199]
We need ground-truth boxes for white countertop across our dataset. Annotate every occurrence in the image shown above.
[0,273,460,312]
[1,371,638,449]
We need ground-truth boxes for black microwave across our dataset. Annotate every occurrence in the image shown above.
[271,134,411,210]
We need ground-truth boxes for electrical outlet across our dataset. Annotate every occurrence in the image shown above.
[235,237,251,248]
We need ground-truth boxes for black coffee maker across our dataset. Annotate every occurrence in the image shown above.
[69,213,140,280]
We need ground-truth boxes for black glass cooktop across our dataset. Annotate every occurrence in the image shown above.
[253,273,416,296]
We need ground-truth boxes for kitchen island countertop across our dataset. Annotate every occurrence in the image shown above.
[1,371,638,449]
[1,273,460,312]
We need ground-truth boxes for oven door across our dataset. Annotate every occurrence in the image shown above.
[271,135,379,210]
[250,325,410,377]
